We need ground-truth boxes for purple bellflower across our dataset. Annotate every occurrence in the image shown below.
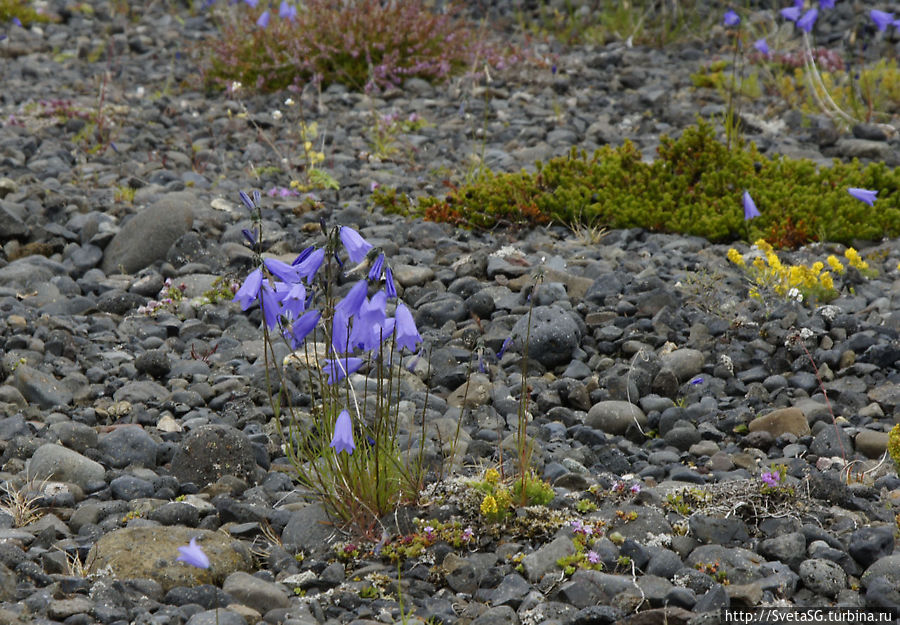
[285,309,320,349]
[797,8,818,32]
[339,227,373,264]
[497,336,513,359]
[743,191,761,220]
[264,257,299,284]
[336,280,368,318]
[394,303,422,352]
[780,5,802,21]
[871,9,894,31]
[330,410,355,455]
[280,282,307,320]
[279,1,297,20]
[323,357,364,384]
[233,268,263,310]
[848,187,878,206]
[723,10,740,26]
[244,0,258,6]
[819,0,834,7]
[293,247,325,284]
[368,253,385,282]
[753,38,770,55]
[177,538,210,569]
[384,267,397,298]
[256,10,270,27]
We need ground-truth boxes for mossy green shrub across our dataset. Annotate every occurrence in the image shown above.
[0,0,52,26]
[199,0,514,93]
[374,121,900,247]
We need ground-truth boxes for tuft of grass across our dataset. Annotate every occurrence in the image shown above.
[199,0,516,93]
[518,0,719,48]
[0,478,46,527]
[373,120,900,248]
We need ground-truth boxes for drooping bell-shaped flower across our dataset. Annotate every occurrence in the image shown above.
[256,9,270,28]
[330,409,355,455]
[176,538,210,569]
[394,302,422,352]
[293,247,325,284]
[335,280,368,318]
[753,38,770,55]
[285,309,320,349]
[263,258,299,284]
[796,8,818,32]
[322,357,364,384]
[339,227,373,264]
[871,10,894,31]
[780,5,801,21]
[280,282,306,321]
[384,267,397,298]
[848,187,878,206]
[723,9,740,26]
[743,191,761,220]
[233,268,263,310]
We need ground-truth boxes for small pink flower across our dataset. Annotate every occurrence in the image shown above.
[461,527,474,542]
[587,550,600,565]
[630,483,641,494]
[760,470,780,487]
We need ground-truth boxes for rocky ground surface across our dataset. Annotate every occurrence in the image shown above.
[2,1,900,624]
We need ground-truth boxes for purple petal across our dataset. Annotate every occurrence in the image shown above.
[723,9,740,26]
[395,302,422,352]
[256,9,270,28]
[233,268,262,310]
[796,8,818,32]
[871,9,894,31]
[847,187,878,206]
[322,357,364,384]
[780,6,801,21]
[339,227,373,264]
[176,538,210,569]
[330,409,355,454]
[743,190,761,220]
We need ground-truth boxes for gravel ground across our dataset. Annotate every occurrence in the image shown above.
[1,1,900,624]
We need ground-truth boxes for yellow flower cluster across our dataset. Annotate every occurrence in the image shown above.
[727,239,838,305]
[844,248,869,271]
[826,255,845,274]
[480,495,498,516]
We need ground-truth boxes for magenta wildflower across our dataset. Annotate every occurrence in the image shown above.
[461,527,474,542]
[177,538,210,569]
[587,550,601,565]
[848,187,878,206]
[630,483,641,494]
[330,410,355,455]
[760,470,780,487]
[743,191,761,220]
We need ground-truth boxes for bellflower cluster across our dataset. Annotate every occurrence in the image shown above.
[231,191,423,457]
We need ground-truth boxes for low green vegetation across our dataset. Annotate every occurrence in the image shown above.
[373,121,900,248]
